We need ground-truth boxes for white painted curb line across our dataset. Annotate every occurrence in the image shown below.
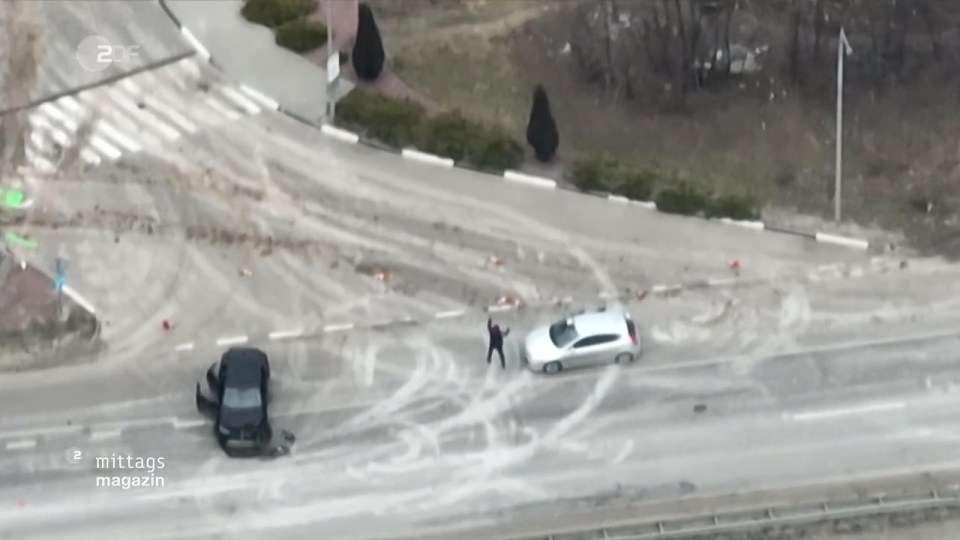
[180,28,211,61]
[719,217,765,230]
[321,124,360,144]
[606,194,656,209]
[401,148,454,167]
[815,232,870,250]
[61,285,96,315]
[238,84,280,111]
[503,170,557,189]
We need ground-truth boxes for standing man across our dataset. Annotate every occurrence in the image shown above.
[487,317,510,369]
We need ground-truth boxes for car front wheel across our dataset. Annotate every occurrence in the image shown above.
[615,353,634,364]
[543,361,563,374]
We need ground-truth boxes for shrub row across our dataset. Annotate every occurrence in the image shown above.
[275,19,328,53]
[241,0,312,28]
[242,0,327,53]
[570,155,761,221]
[336,90,525,171]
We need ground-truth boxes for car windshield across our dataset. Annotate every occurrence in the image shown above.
[222,387,261,409]
[548,319,579,348]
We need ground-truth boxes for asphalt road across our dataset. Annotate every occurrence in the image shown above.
[5,329,960,539]
[4,2,960,539]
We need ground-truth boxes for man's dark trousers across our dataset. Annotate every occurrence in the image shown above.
[487,342,505,368]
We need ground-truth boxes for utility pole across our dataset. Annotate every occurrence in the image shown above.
[834,27,853,222]
[324,0,339,122]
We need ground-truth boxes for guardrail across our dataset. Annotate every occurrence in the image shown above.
[506,485,960,540]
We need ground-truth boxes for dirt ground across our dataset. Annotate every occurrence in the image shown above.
[0,249,100,368]
[328,0,960,255]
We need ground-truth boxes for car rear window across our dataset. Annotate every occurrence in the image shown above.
[549,320,579,347]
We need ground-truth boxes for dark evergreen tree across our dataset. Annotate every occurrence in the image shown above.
[526,84,559,162]
[352,3,385,81]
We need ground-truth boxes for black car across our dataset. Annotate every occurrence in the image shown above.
[196,347,273,457]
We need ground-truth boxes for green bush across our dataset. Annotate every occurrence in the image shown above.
[655,181,711,216]
[274,19,327,53]
[570,155,657,201]
[417,110,523,170]
[241,0,313,28]
[336,90,426,148]
[473,128,525,171]
[615,169,656,202]
[333,95,523,170]
[416,110,478,163]
[706,194,761,221]
[569,155,620,193]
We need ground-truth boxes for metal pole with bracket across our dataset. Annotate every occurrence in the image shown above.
[835,27,853,223]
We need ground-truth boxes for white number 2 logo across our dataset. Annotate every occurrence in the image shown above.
[73,449,82,460]
[96,44,111,63]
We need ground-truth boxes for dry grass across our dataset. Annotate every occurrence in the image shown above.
[364,1,960,249]
[368,0,555,135]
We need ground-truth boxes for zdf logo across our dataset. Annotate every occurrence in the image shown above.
[76,35,141,73]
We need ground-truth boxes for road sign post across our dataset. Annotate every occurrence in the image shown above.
[54,257,67,318]
[324,0,339,122]
[327,52,340,121]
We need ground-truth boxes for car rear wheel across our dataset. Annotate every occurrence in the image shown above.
[615,353,634,364]
[543,361,563,374]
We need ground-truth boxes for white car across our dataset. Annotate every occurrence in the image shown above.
[521,307,642,374]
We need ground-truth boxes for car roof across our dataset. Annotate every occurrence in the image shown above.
[571,310,627,337]
[221,348,267,387]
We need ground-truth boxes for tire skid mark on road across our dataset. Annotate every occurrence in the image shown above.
[252,122,619,304]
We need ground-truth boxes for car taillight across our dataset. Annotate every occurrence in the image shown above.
[627,320,637,344]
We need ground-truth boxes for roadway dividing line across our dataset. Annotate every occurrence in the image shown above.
[90,429,122,441]
[269,329,304,340]
[174,342,195,352]
[788,401,906,422]
[171,418,206,429]
[434,310,465,319]
[215,335,248,347]
[5,439,37,450]
[323,323,355,333]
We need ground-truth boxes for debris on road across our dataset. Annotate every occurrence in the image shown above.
[635,289,649,301]
[373,270,391,283]
[162,320,173,331]
[239,267,252,277]
[496,294,523,307]
[729,259,741,275]
[488,255,505,267]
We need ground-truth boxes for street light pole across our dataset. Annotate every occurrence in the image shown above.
[834,27,853,222]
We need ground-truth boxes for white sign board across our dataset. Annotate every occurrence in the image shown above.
[327,52,340,83]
